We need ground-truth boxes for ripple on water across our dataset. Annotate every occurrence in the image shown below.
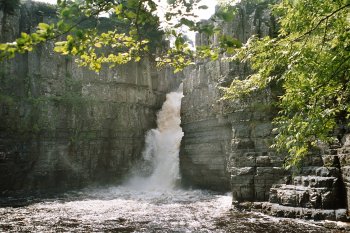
[0,186,349,232]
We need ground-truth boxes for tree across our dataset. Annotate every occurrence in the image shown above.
[224,0,350,167]
[0,0,240,72]
[2,0,348,168]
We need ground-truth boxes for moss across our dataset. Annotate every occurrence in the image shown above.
[250,102,274,112]
[0,94,15,105]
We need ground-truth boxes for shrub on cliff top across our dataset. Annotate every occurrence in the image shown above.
[0,0,239,72]
[0,0,349,168]
[224,0,350,167]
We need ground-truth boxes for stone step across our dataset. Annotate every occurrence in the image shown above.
[262,203,349,221]
[322,154,341,167]
[299,166,340,177]
[300,155,324,166]
[269,184,340,209]
[292,175,338,188]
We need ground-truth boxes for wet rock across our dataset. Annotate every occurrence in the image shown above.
[265,203,350,221]
[315,167,340,177]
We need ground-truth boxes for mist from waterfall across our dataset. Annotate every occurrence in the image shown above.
[126,84,184,190]
[0,83,337,232]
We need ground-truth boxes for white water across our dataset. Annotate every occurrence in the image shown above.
[1,86,342,232]
[126,85,184,190]
[0,86,235,232]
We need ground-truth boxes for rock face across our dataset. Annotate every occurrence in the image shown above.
[262,151,348,221]
[338,135,350,217]
[181,0,350,219]
[180,61,232,191]
[0,2,180,195]
[180,1,286,196]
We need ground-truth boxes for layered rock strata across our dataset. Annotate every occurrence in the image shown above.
[180,62,232,191]
[180,0,286,197]
[263,152,349,221]
[181,0,350,220]
[339,135,350,216]
[0,2,180,195]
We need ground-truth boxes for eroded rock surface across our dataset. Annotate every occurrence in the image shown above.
[180,0,284,197]
[0,2,180,195]
[180,0,350,220]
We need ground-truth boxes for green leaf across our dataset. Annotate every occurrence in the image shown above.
[114,4,123,15]
[38,23,50,31]
[0,43,7,50]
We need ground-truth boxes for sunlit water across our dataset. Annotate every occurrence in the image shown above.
[1,187,348,232]
[1,87,349,232]
[0,188,230,232]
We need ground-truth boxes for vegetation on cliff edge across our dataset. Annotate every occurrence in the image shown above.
[0,0,239,72]
[224,0,350,167]
[0,0,349,168]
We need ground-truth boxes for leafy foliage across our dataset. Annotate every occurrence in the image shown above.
[0,0,240,72]
[2,0,346,168]
[224,0,350,167]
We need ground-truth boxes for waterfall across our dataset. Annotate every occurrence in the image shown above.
[126,84,184,190]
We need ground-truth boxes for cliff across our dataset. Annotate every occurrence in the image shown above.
[180,0,283,196]
[0,2,180,195]
[180,0,350,220]
[2,0,349,221]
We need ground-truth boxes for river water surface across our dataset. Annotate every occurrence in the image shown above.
[1,88,349,232]
[1,187,349,232]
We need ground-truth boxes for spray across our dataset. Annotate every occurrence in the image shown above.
[126,84,184,190]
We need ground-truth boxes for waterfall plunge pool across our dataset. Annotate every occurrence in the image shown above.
[1,87,349,232]
[1,187,348,232]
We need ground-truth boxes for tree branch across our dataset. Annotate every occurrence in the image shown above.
[293,3,350,42]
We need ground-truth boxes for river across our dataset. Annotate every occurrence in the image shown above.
[1,186,349,232]
[0,87,349,232]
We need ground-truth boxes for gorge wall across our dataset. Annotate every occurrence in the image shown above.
[0,2,180,195]
[2,0,349,219]
[180,0,286,198]
[180,0,350,219]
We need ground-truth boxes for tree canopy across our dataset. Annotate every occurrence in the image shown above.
[224,0,350,167]
[0,0,349,168]
[0,0,239,72]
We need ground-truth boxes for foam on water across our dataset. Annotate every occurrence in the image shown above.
[1,187,343,232]
[126,85,184,191]
[0,187,233,232]
[1,85,347,232]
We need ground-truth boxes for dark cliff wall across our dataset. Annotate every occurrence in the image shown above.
[181,0,350,218]
[0,2,180,195]
[339,135,350,215]
[180,60,232,191]
[180,1,286,196]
